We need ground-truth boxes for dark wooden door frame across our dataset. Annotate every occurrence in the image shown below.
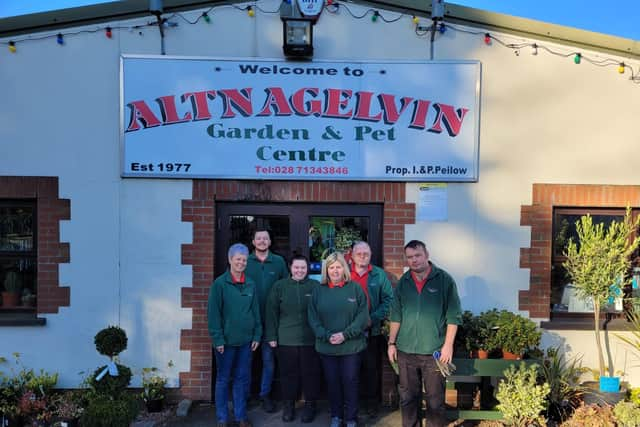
[215,202,383,276]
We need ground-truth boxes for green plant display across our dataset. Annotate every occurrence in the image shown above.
[613,400,640,427]
[94,326,128,358]
[495,364,549,427]
[563,208,640,378]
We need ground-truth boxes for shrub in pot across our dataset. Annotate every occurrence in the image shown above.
[563,208,640,389]
[83,326,139,427]
[493,311,541,359]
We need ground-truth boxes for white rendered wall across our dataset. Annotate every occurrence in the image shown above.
[1,0,639,387]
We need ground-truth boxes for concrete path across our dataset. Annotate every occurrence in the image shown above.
[164,401,404,427]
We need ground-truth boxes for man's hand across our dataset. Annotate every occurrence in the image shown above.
[387,344,397,364]
[439,342,454,364]
[216,345,224,354]
[329,332,345,345]
[251,341,260,351]
[268,341,277,348]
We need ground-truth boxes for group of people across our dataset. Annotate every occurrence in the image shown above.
[207,230,462,427]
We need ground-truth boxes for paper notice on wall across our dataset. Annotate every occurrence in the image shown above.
[417,183,448,221]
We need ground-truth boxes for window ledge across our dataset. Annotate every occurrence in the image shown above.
[0,315,46,326]
[541,318,630,331]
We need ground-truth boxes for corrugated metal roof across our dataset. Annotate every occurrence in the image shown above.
[0,0,638,58]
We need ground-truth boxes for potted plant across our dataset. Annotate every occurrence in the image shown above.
[21,289,36,308]
[82,326,138,427]
[563,208,640,392]
[2,271,22,307]
[141,367,167,412]
[493,311,541,360]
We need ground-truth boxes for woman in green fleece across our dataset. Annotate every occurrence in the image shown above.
[308,252,370,427]
[265,254,321,423]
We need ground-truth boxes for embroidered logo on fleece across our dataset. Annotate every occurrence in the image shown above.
[347,298,357,303]
[426,287,438,293]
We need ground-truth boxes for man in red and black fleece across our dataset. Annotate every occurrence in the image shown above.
[387,240,462,427]
[350,241,393,418]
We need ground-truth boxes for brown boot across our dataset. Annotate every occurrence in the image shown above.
[238,421,252,427]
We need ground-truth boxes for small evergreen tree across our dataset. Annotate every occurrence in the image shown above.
[563,208,640,378]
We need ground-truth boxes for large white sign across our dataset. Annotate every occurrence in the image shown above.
[121,56,481,181]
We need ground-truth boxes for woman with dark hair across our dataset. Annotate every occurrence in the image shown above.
[265,254,321,423]
[208,243,261,427]
[308,252,370,427]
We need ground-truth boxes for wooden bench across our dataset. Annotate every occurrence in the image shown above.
[445,358,541,421]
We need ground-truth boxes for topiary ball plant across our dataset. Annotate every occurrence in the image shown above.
[94,326,128,358]
[89,364,132,397]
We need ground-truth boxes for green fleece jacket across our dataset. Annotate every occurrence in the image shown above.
[390,263,462,355]
[264,277,319,346]
[207,271,262,347]
[308,281,369,356]
[246,252,288,321]
[362,265,393,336]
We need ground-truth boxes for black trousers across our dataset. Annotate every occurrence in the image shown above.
[397,351,447,427]
[320,352,361,422]
[276,345,322,401]
[360,334,383,401]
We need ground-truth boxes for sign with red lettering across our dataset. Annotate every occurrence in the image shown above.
[121,56,481,181]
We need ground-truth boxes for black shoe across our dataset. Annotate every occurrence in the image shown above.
[366,399,379,418]
[301,400,316,423]
[261,395,277,413]
[282,400,295,422]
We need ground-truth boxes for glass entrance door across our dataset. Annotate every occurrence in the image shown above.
[215,203,383,276]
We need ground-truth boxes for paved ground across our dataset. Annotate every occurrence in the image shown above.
[163,401,474,427]
[165,401,403,427]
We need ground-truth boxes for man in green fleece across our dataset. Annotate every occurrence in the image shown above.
[387,240,462,427]
[245,229,288,412]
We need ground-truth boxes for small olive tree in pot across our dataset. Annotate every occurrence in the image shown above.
[563,208,640,387]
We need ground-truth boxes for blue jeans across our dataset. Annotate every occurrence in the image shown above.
[215,343,251,423]
[259,342,275,397]
[245,342,275,399]
[320,353,361,423]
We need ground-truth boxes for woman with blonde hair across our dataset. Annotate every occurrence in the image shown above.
[308,252,369,427]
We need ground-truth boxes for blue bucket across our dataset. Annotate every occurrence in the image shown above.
[599,376,620,392]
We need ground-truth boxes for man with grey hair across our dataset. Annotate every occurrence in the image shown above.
[208,243,262,427]
[350,241,393,418]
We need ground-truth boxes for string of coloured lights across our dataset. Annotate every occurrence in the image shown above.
[1,0,638,83]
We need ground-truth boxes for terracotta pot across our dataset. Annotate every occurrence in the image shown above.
[1,291,20,307]
[477,349,489,359]
[502,350,522,360]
